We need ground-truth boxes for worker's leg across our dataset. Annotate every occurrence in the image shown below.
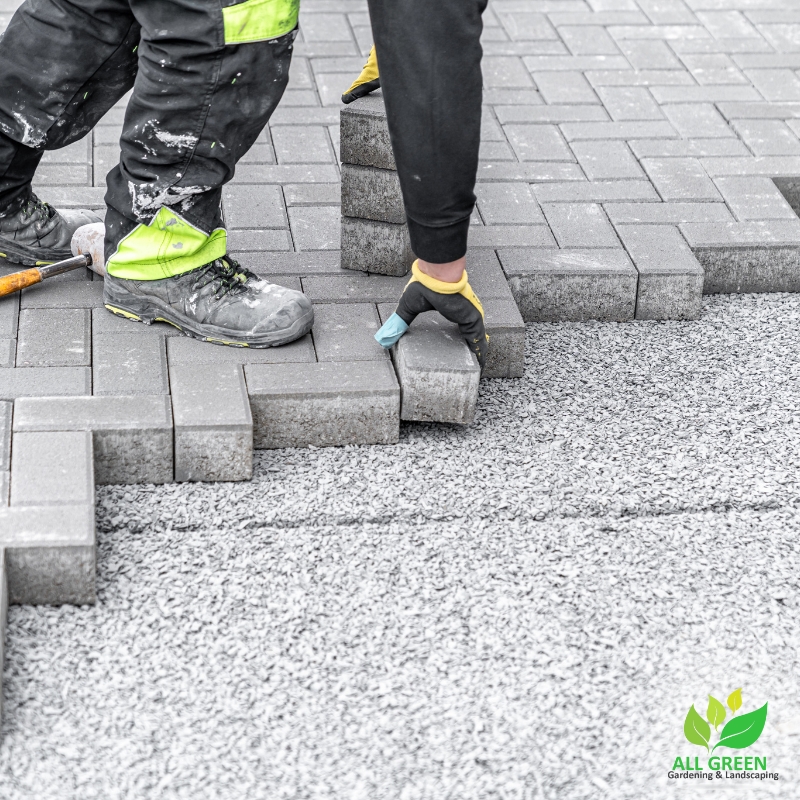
[368,0,489,367]
[100,0,313,347]
[0,0,139,263]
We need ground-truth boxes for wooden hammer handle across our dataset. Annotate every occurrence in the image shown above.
[0,268,41,298]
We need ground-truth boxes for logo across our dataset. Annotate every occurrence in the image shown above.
[668,688,779,782]
[684,688,766,753]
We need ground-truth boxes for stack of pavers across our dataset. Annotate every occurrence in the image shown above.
[340,92,525,425]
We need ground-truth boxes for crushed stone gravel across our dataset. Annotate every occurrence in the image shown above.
[1,293,799,799]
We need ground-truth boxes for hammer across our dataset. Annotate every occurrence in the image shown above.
[0,253,93,298]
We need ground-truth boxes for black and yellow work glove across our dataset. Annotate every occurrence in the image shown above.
[342,45,380,104]
[375,260,489,369]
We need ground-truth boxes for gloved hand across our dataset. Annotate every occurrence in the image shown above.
[342,45,380,104]
[375,260,489,369]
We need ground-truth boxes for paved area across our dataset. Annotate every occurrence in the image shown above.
[2,0,800,796]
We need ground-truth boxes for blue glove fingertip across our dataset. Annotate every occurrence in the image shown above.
[374,313,409,348]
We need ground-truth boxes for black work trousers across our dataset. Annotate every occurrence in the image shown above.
[0,0,485,272]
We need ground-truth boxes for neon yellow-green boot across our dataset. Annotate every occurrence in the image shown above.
[342,45,380,104]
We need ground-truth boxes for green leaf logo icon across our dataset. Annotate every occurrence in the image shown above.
[684,704,711,752]
[707,695,726,730]
[712,703,768,752]
[727,688,742,714]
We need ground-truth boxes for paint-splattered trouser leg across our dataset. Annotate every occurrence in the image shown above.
[0,0,140,212]
[0,0,298,279]
[366,0,486,263]
[104,0,298,280]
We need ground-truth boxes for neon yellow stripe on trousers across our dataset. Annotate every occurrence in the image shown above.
[222,0,299,45]
[106,207,227,280]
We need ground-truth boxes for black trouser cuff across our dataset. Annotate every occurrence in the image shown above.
[406,215,470,263]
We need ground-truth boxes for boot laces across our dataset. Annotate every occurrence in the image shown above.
[20,194,56,224]
[195,257,252,299]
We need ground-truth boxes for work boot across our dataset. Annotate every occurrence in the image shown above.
[103,256,314,348]
[0,193,103,266]
[342,45,380,104]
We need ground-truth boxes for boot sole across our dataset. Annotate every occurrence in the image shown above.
[103,288,314,349]
[0,235,70,267]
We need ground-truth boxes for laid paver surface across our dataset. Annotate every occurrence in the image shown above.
[3,0,800,797]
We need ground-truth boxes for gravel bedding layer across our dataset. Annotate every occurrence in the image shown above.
[1,293,800,799]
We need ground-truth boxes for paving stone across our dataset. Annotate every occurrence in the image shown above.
[283,183,340,206]
[481,298,526,379]
[238,251,344,277]
[585,68,694,86]
[616,224,704,320]
[246,360,399,448]
[479,141,516,161]
[0,550,5,719]
[534,181,660,203]
[681,220,800,294]
[541,203,621,248]
[390,314,481,425]
[678,53,748,85]
[522,55,630,72]
[746,68,800,101]
[19,280,103,309]
[661,103,735,138]
[0,339,13,368]
[93,333,168,396]
[0,401,9,472]
[13,395,174,484]
[702,155,800,177]
[0,367,91,400]
[494,105,609,124]
[222,185,286,228]
[594,86,665,120]
[729,119,800,156]
[311,303,387,362]
[717,101,800,120]
[560,120,678,140]
[229,164,339,184]
[10,431,93,507]
[228,228,292,256]
[641,157,721,201]
[504,124,575,161]
[468,225,557,248]
[559,25,621,55]
[272,125,334,163]
[0,292,18,339]
[377,292,524,382]
[629,138,749,157]
[570,140,645,179]
[339,93,395,171]
[166,334,315,366]
[15,309,90,367]
[483,55,536,86]
[476,182,546,225]
[696,9,760,39]
[650,84,761,103]
[288,206,341,250]
[341,216,413,276]
[170,364,253,483]
[500,247,637,322]
[714,177,797,220]
[604,201,734,224]
[340,164,404,224]
[532,71,600,104]
[476,162,584,182]
[0,503,95,605]
[466,249,519,301]
[302,274,408,304]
